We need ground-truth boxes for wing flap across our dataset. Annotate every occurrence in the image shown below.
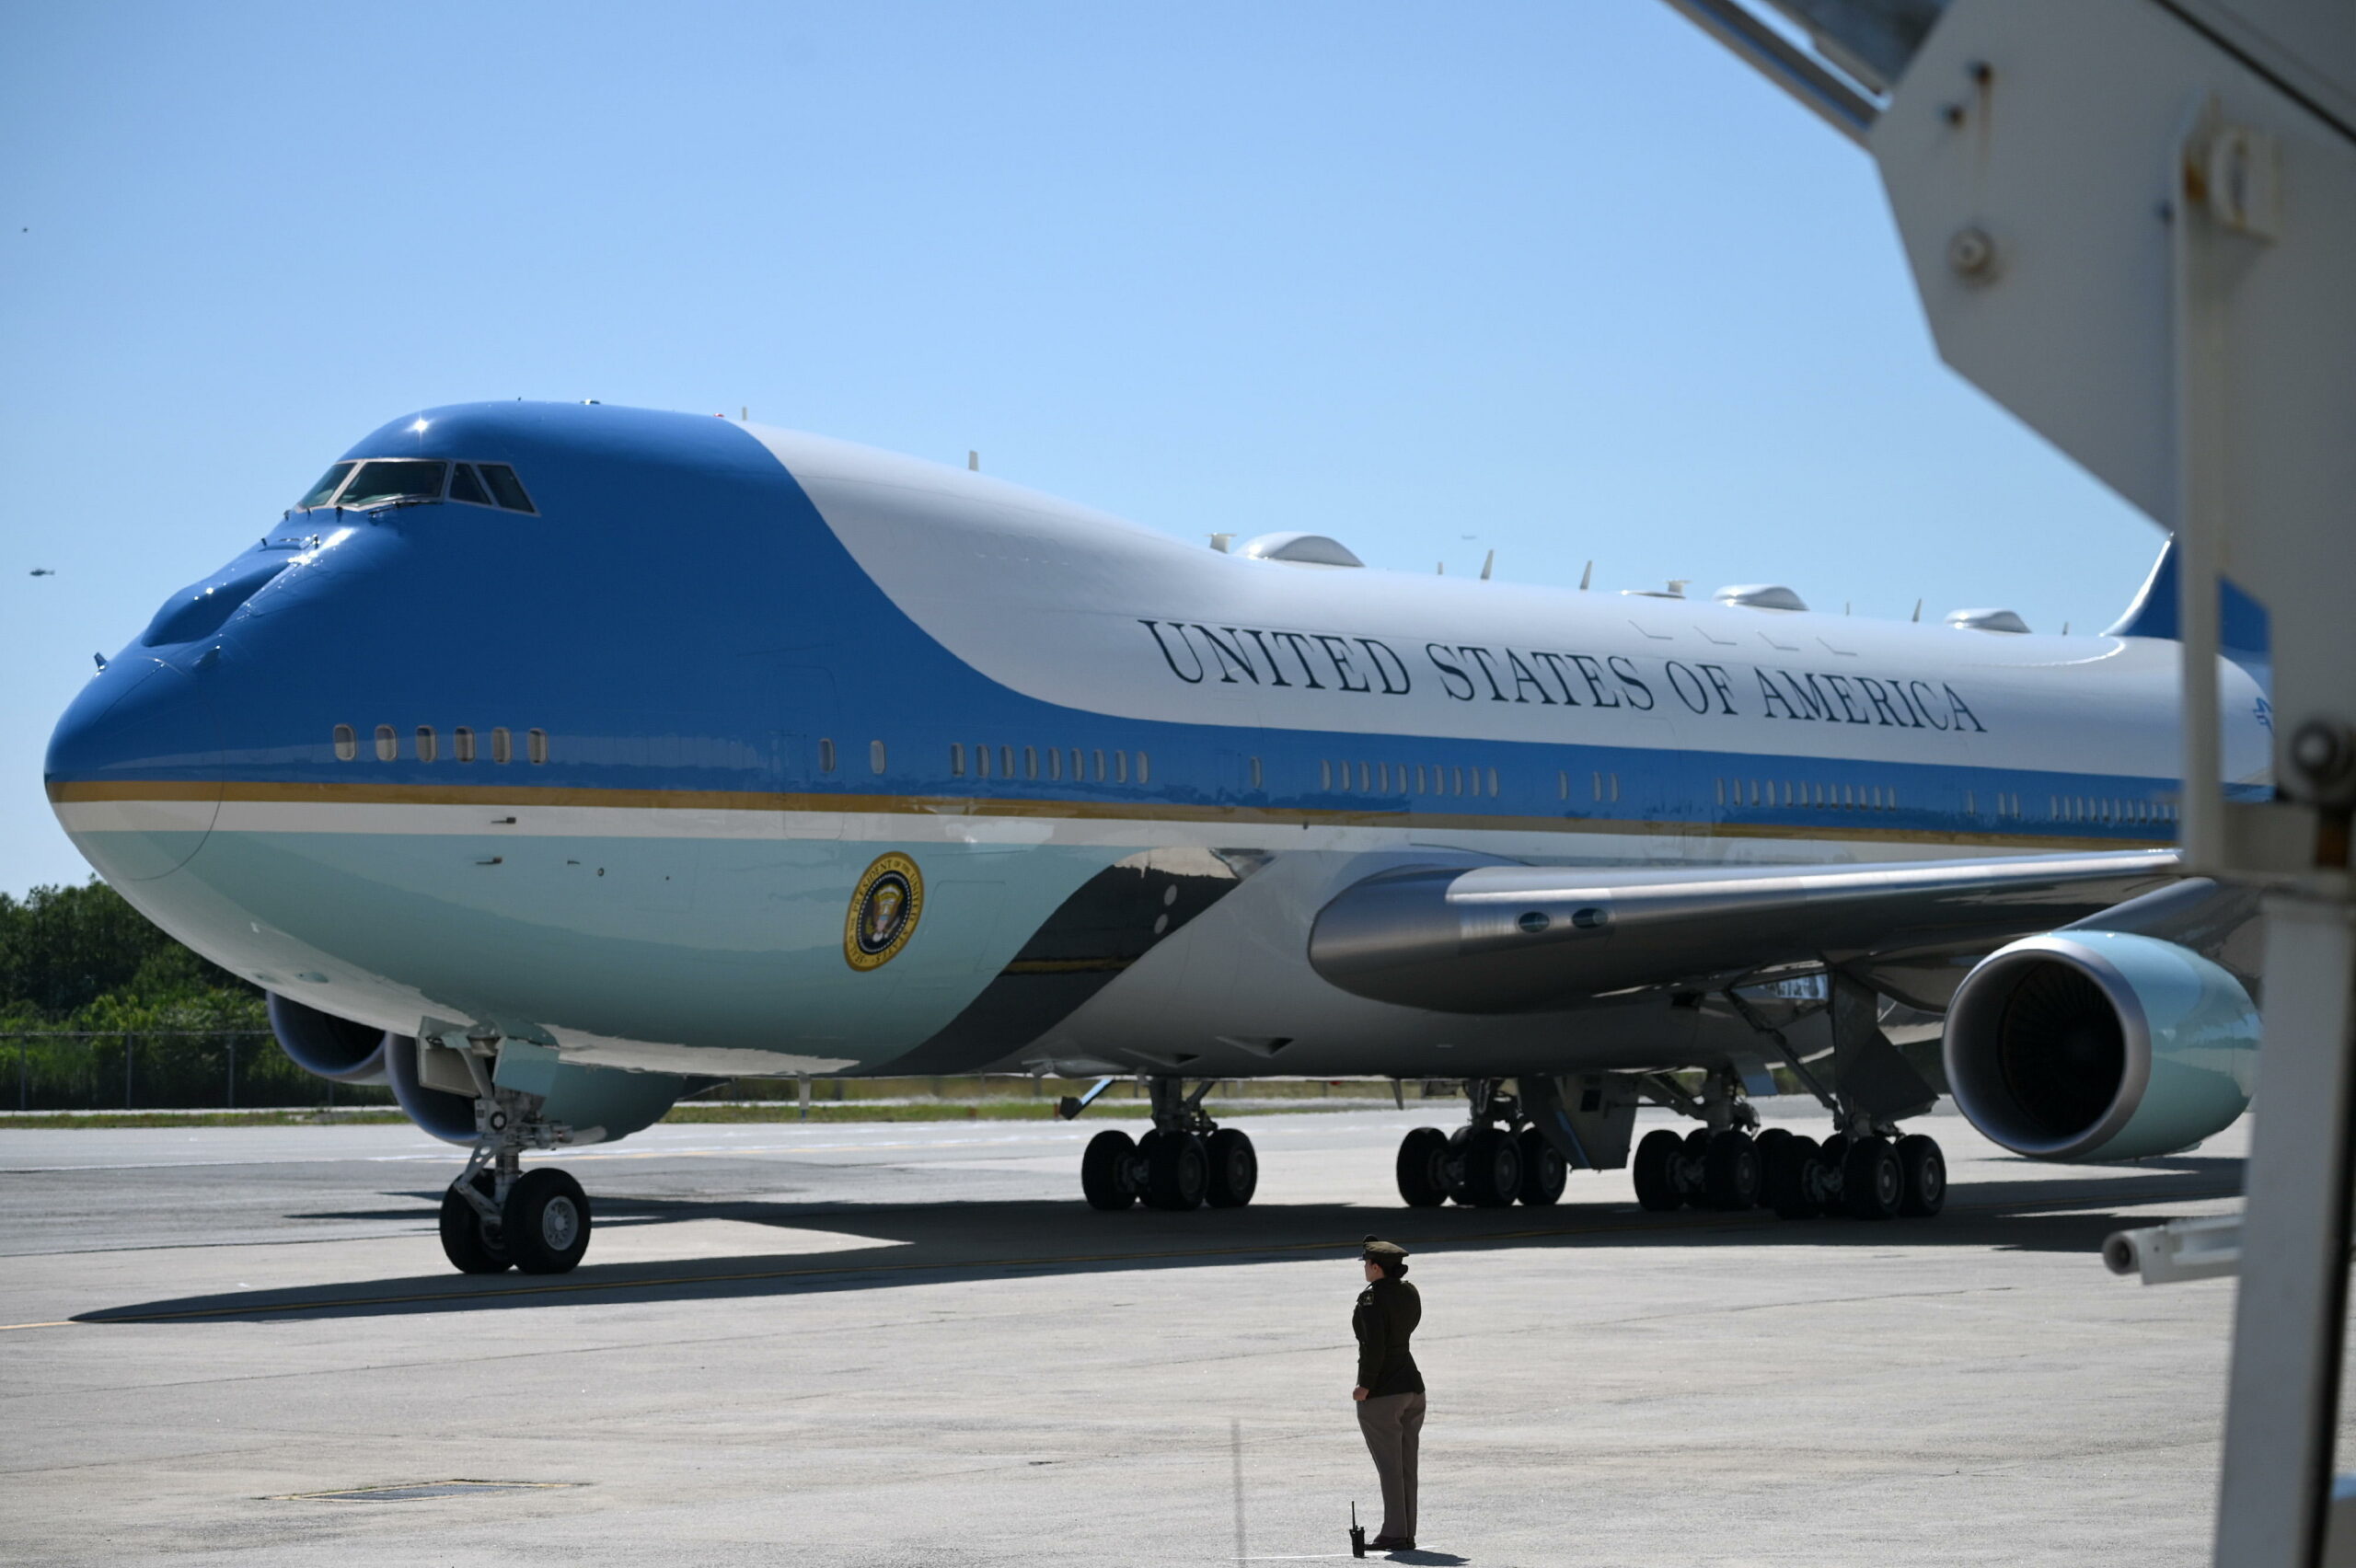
[1307,850,2179,1014]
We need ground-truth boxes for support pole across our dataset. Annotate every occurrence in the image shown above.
[798,1072,810,1123]
[2212,896,2356,1566]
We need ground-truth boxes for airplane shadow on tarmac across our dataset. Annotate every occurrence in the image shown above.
[75,1159,2242,1328]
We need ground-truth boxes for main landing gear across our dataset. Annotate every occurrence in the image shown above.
[1626,1067,1946,1221]
[437,1046,595,1274]
[1393,1079,1568,1209]
[1076,1077,1258,1213]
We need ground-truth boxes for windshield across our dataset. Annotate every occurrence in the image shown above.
[296,462,355,509]
[338,460,447,509]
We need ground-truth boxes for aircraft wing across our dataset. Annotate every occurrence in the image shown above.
[1307,850,2180,1014]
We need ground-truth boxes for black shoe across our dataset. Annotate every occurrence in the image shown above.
[1370,1536,1415,1551]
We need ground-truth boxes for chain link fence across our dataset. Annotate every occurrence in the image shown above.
[4,1032,395,1112]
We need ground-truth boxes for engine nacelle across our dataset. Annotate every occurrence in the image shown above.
[1943,930,2258,1161]
[385,1032,483,1144]
[266,992,389,1084]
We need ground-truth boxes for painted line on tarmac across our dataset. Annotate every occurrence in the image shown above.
[0,1183,2238,1334]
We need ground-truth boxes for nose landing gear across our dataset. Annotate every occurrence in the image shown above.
[435,1043,595,1274]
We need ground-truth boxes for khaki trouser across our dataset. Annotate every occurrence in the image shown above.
[1356,1390,1426,1540]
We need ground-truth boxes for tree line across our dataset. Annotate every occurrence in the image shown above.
[0,880,386,1110]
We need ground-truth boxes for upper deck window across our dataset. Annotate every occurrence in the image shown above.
[297,463,355,509]
[478,464,537,513]
[340,460,447,509]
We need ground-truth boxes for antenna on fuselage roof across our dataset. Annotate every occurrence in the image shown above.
[1436,561,1445,575]
[1579,560,1592,590]
[967,450,979,472]
[1480,550,1496,582]
[741,407,747,421]
[1912,598,1923,622]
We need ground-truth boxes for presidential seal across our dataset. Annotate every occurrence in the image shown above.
[844,852,923,972]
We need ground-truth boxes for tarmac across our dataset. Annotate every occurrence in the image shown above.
[0,1104,2269,1566]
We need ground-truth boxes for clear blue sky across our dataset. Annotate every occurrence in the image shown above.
[0,2,2162,895]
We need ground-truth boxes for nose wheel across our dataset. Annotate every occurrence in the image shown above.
[435,1059,596,1274]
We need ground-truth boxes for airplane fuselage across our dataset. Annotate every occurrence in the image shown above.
[45,402,2270,1087]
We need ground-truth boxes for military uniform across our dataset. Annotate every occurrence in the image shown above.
[1353,1237,1426,1549]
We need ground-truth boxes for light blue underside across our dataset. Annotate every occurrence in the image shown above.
[113,826,1137,1065]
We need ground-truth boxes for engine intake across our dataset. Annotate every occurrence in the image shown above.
[266,992,389,1084]
[1944,930,2258,1161]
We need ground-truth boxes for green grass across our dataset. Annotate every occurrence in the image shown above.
[0,1097,1421,1130]
[0,1109,415,1129]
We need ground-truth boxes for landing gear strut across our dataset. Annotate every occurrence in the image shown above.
[436,1038,595,1274]
[1629,1055,1946,1222]
[1394,1079,1566,1209]
[1077,1077,1256,1212]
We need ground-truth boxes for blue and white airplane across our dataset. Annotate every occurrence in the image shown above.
[45,401,2269,1274]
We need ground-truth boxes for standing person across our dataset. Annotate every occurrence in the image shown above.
[1352,1235,1425,1552]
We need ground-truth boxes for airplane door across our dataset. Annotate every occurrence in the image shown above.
[756,659,843,842]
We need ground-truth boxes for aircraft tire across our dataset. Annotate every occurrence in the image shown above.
[1516,1128,1566,1206]
[1206,1127,1258,1208]
[1763,1133,1820,1219]
[1841,1136,1903,1221]
[1703,1130,1762,1210]
[439,1171,511,1274]
[1461,1127,1523,1208]
[1146,1131,1208,1212]
[1633,1128,1684,1212]
[1082,1128,1138,1210]
[1395,1127,1449,1207]
[1895,1134,1947,1218]
[504,1168,592,1274]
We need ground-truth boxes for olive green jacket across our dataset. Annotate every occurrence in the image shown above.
[1353,1277,1426,1396]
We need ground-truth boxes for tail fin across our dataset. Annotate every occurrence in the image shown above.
[2105,537,2270,686]
[2105,537,2269,650]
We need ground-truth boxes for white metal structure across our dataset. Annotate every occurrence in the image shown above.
[1663,2,2356,1562]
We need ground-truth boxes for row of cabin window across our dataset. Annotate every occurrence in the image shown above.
[1716,778,1900,812]
[2051,794,2177,826]
[950,744,1149,785]
[1967,790,2027,819]
[1568,771,1623,803]
[1324,760,1498,797]
[333,723,546,766]
[806,740,889,775]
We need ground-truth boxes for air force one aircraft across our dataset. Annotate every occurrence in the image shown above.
[45,401,2270,1274]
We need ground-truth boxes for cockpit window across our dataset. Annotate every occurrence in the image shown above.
[296,462,355,509]
[478,464,536,513]
[339,460,447,509]
[448,463,492,506]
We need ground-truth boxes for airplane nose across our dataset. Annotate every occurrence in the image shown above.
[44,658,225,881]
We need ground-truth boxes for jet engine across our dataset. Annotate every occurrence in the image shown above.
[384,1032,482,1143]
[1942,930,2258,1162]
[266,992,389,1083]
[269,992,478,1140]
